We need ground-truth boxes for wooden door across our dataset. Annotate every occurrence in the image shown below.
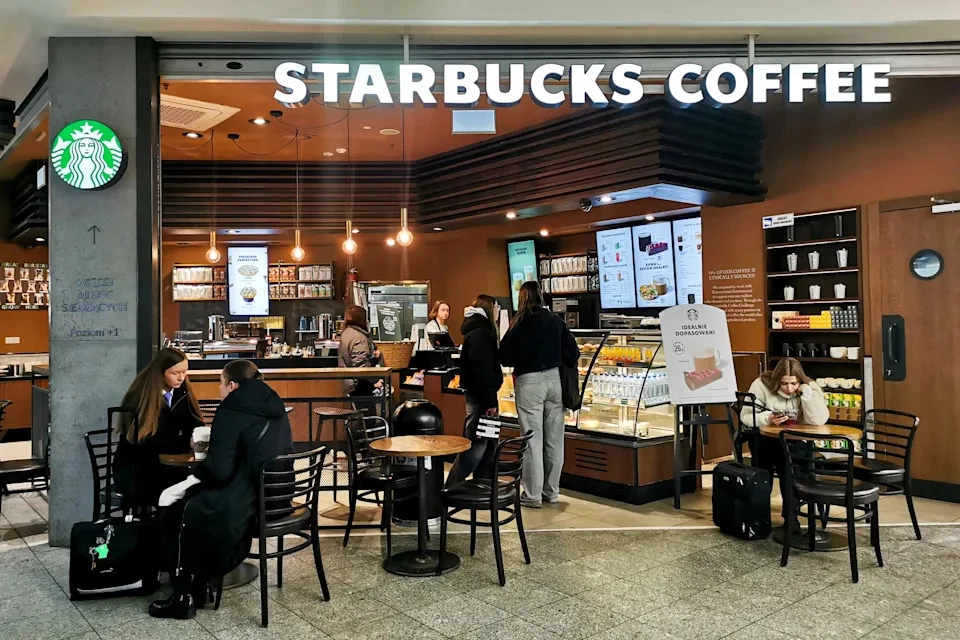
[876,198,960,487]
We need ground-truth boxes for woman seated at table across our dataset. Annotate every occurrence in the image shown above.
[150,359,293,620]
[114,347,204,508]
[740,357,829,523]
[339,304,384,402]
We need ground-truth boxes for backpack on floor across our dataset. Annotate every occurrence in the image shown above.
[712,461,772,540]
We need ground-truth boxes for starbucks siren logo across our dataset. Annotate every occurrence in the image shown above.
[51,120,126,190]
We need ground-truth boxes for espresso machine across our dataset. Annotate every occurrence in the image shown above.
[207,315,225,341]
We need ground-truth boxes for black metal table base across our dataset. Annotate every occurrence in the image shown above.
[382,550,461,577]
[772,526,848,552]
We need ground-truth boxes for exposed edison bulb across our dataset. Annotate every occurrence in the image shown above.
[386,237,396,247]
[396,227,414,247]
[290,245,306,262]
[205,246,221,263]
[341,236,358,255]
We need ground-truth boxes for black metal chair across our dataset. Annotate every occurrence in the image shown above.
[83,429,125,519]
[734,392,762,465]
[312,406,364,503]
[244,445,331,628]
[0,399,49,513]
[854,409,921,540]
[437,431,535,586]
[342,415,417,554]
[779,431,882,583]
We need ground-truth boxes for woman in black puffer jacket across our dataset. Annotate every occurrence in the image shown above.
[446,295,504,486]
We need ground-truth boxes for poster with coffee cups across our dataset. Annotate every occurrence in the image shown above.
[659,304,738,405]
[506,240,538,311]
[595,227,637,309]
[228,246,269,316]
[672,218,703,304]
[632,221,677,307]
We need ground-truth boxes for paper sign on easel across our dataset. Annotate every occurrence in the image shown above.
[658,304,738,405]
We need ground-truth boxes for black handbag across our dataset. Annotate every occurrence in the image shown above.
[560,365,582,411]
[69,407,158,600]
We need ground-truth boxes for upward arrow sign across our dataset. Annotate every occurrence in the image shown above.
[88,225,101,244]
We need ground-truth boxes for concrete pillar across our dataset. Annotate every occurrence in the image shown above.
[47,38,160,545]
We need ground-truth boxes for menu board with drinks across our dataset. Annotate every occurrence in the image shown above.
[632,221,677,307]
[672,217,703,304]
[228,247,269,316]
[506,240,538,311]
[1,263,49,310]
[595,227,637,309]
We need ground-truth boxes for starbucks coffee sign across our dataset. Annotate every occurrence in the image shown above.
[51,120,126,190]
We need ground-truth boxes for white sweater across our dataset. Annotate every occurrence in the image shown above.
[740,377,830,427]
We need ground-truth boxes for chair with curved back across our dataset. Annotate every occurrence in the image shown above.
[779,430,882,583]
[854,409,921,540]
[437,431,535,586]
[83,429,125,519]
[734,391,762,465]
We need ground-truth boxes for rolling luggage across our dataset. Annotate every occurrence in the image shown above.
[712,460,772,540]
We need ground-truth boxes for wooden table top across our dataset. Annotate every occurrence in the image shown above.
[759,423,863,439]
[159,452,200,467]
[370,435,471,457]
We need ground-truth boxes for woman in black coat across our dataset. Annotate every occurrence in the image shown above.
[149,360,293,620]
[114,348,204,508]
[446,295,504,486]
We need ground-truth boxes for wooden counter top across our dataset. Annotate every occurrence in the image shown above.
[186,367,392,380]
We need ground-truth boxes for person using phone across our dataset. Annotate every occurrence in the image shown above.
[740,357,829,526]
[446,295,504,486]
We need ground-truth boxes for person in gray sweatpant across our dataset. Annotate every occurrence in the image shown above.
[500,281,579,508]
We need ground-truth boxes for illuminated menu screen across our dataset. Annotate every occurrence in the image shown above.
[506,240,538,311]
[595,227,637,309]
[672,218,703,304]
[228,246,269,316]
[632,221,677,307]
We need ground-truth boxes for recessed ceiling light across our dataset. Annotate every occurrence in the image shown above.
[432,227,443,231]
[380,128,401,136]
[600,195,614,203]
[225,229,242,234]
[645,215,655,221]
[362,125,372,130]
[249,117,270,126]
[35,237,45,242]
[183,132,203,139]
[323,151,334,157]
[386,238,396,246]
[539,229,549,237]
[505,211,517,219]
[352,228,360,234]
[336,148,347,154]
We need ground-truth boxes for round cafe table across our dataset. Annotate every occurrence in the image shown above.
[158,452,258,589]
[369,434,471,577]
[759,422,864,552]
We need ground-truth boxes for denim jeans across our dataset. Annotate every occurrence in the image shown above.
[445,392,498,487]
[515,368,564,501]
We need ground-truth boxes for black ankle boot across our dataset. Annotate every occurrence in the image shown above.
[148,593,196,620]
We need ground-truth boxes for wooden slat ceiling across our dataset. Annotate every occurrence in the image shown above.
[162,98,766,233]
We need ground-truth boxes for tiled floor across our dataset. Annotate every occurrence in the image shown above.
[5,485,960,640]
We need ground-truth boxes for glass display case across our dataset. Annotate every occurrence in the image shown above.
[493,328,676,440]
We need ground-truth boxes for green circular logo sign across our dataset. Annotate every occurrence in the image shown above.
[51,120,126,190]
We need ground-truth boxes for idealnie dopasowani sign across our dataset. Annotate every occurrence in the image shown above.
[51,120,126,190]
[275,62,892,108]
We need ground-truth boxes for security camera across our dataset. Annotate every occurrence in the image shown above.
[579,198,593,213]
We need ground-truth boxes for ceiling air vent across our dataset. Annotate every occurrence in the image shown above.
[160,95,241,131]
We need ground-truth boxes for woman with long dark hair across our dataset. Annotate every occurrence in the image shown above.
[150,360,293,619]
[446,295,504,486]
[113,347,204,507]
[499,281,579,508]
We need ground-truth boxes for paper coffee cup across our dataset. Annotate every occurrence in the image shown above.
[193,426,211,460]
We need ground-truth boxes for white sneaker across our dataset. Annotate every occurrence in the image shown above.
[520,492,542,508]
[543,495,559,504]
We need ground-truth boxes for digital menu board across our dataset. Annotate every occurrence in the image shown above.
[506,240,538,311]
[228,246,269,316]
[632,221,677,307]
[595,227,637,309]
[672,217,703,304]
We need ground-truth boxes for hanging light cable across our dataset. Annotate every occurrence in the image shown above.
[342,112,358,256]
[290,129,306,262]
[395,103,413,247]
[205,127,221,263]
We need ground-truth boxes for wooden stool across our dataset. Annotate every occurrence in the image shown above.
[312,407,363,502]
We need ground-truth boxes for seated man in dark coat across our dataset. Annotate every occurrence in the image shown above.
[150,360,293,620]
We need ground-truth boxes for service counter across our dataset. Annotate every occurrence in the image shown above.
[187,366,391,402]
[186,356,340,371]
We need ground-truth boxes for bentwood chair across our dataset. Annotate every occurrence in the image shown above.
[854,409,921,540]
[779,431,882,583]
[83,429,125,519]
[437,431,535,586]
[734,392,762,465]
[245,446,331,628]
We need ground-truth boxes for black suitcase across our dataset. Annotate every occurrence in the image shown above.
[712,461,772,540]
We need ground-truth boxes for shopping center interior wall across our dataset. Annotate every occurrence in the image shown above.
[702,76,960,354]
[0,242,49,353]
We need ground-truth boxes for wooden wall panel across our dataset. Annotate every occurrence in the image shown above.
[637,442,678,487]
[0,379,33,432]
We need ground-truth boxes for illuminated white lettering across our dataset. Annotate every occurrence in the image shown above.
[443,64,481,106]
[609,64,644,106]
[666,63,703,106]
[311,63,350,103]
[703,63,749,105]
[486,63,525,107]
[569,64,608,106]
[399,64,437,105]
[749,64,782,103]
[530,64,566,107]
[273,62,308,105]
[350,64,393,104]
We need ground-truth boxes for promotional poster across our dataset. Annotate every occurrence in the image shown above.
[659,304,737,405]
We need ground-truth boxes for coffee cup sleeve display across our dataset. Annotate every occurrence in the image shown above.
[158,474,201,507]
[683,367,723,390]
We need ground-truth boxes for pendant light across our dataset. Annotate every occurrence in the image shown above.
[341,220,358,254]
[205,128,221,263]
[395,206,413,247]
[290,129,305,262]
